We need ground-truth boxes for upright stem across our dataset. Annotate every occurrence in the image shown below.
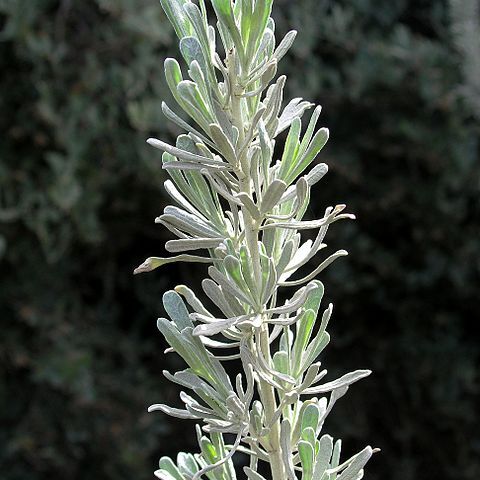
[259,324,286,480]
[231,68,285,480]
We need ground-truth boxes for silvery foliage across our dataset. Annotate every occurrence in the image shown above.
[135,1,377,479]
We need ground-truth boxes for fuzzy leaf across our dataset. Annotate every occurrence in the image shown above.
[134,255,213,274]
[159,0,193,39]
[299,440,315,480]
[163,290,193,330]
[312,435,334,480]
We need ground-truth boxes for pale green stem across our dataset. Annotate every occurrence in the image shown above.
[230,62,286,480]
[258,323,286,480]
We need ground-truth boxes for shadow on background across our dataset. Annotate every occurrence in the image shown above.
[1,1,479,479]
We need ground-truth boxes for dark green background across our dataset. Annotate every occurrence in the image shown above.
[1,1,479,479]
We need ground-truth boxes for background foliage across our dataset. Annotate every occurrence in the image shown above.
[1,1,478,479]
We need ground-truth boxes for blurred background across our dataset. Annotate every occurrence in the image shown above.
[1,0,479,479]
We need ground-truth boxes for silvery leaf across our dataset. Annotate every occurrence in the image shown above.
[163,290,193,330]
[180,36,207,76]
[331,447,374,480]
[166,238,224,253]
[280,250,348,287]
[276,97,314,137]
[235,193,261,220]
[312,435,334,480]
[260,179,287,213]
[159,0,193,39]
[306,163,328,187]
[303,370,372,395]
[202,278,238,318]
[192,316,244,337]
[208,266,254,305]
[133,255,213,275]
[175,284,214,317]
[209,123,238,166]
[162,102,214,148]
[272,30,297,64]
[148,138,224,166]
[148,403,198,419]
[266,282,319,315]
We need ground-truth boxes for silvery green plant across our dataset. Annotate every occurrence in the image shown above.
[135,1,377,479]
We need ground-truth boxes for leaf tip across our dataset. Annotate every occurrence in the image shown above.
[134,257,158,275]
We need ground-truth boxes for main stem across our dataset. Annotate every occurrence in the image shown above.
[231,64,285,480]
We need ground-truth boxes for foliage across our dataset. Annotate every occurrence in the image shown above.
[135,1,375,479]
[1,1,479,480]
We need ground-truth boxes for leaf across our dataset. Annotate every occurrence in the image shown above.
[164,178,208,219]
[301,426,316,446]
[337,447,373,480]
[267,282,319,315]
[273,350,289,375]
[303,370,372,395]
[261,179,287,213]
[202,278,237,318]
[298,440,315,480]
[298,106,322,157]
[157,320,231,393]
[209,123,237,166]
[331,439,342,477]
[280,419,297,480]
[133,255,213,274]
[303,280,324,317]
[288,128,329,183]
[164,370,226,413]
[235,193,261,220]
[276,239,294,276]
[177,80,213,126]
[177,452,200,477]
[246,0,274,59]
[211,0,245,66]
[163,290,193,330]
[302,305,332,369]
[301,403,320,434]
[192,316,240,337]
[159,0,193,39]
[292,309,316,377]
[240,0,253,43]
[312,435,334,480]
[148,403,197,420]
[208,265,254,305]
[154,470,177,480]
[164,58,186,108]
[165,238,223,253]
[157,457,185,480]
[159,205,221,238]
[155,470,180,480]
[278,117,301,182]
[148,138,223,166]
[261,59,278,89]
[276,98,313,137]
[273,30,297,63]
[162,102,214,148]
[199,436,218,464]
[180,36,207,74]
[183,3,213,73]
[305,163,328,187]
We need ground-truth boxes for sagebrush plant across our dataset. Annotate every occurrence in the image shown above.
[135,1,376,479]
